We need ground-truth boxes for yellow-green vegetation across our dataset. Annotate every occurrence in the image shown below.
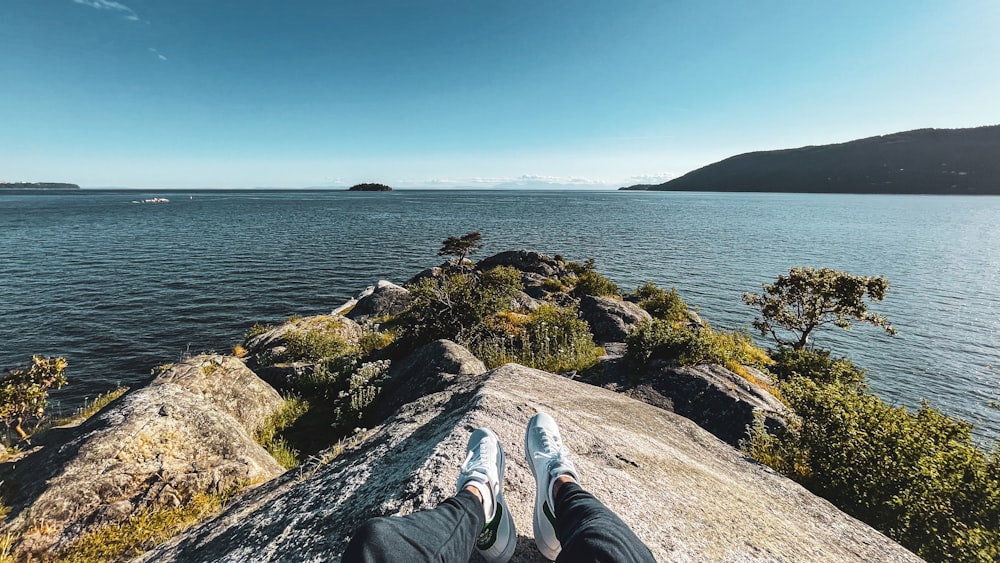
[54,487,241,563]
[745,375,1000,563]
[254,397,309,469]
[566,258,619,297]
[1,356,68,442]
[401,265,524,345]
[200,359,221,376]
[625,320,773,380]
[0,532,14,563]
[358,327,395,356]
[472,304,604,373]
[232,344,248,358]
[52,386,128,428]
[630,281,690,324]
[742,268,998,562]
[283,327,352,362]
[244,322,272,341]
[540,277,566,293]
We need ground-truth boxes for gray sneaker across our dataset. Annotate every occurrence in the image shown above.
[524,412,579,560]
[456,427,517,563]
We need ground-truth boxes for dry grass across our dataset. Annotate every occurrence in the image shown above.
[52,387,129,428]
[54,487,242,563]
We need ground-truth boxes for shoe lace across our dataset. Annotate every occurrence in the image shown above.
[461,444,491,481]
[531,428,566,474]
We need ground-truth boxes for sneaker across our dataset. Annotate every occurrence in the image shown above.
[456,427,517,563]
[524,412,579,560]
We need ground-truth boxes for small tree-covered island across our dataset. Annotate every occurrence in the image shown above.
[1,234,996,562]
[347,182,393,191]
[0,182,81,190]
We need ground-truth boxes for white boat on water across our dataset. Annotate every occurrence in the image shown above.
[131,198,170,204]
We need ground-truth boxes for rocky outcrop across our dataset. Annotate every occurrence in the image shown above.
[374,339,486,420]
[346,280,411,320]
[0,355,285,557]
[142,363,918,562]
[578,294,652,342]
[245,314,363,364]
[475,250,568,278]
[642,363,791,446]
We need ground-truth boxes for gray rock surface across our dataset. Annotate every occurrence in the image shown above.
[646,363,791,446]
[475,250,567,278]
[374,339,486,420]
[0,355,285,557]
[346,280,412,320]
[579,294,653,342]
[142,364,917,563]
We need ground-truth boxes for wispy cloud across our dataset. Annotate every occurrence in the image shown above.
[72,0,140,21]
[148,48,167,61]
[626,172,675,185]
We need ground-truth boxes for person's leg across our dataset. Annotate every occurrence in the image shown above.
[342,488,483,562]
[342,427,516,563]
[525,412,655,563]
[552,480,655,563]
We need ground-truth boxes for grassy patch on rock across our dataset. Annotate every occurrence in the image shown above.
[54,487,242,563]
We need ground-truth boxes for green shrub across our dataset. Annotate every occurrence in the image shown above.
[472,304,603,373]
[1,356,68,442]
[244,323,273,342]
[255,397,309,469]
[401,266,523,345]
[631,282,689,323]
[283,329,352,362]
[358,327,396,357]
[625,320,772,378]
[564,258,619,298]
[541,277,566,293]
[745,378,1000,562]
[769,347,866,386]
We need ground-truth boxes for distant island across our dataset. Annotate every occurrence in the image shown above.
[348,183,393,192]
[0,182,80,190]
[622,125,1000,195]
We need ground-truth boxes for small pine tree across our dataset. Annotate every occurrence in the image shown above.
[438,232,483,270]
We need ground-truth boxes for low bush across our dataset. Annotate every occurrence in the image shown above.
[254,397,309,469]
[769,347,866,386]
[472,304,603,373]
[283,329,352,362]
[400,266,523,345]
[1,356,68,442]
[630,282,689,324]
[745,378,1000,562]
[625,320,772,378]
[565,258,619,297]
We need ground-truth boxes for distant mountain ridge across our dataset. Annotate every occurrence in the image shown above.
[624,125,1000,194]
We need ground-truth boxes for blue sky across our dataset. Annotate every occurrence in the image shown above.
[2,0,999,189]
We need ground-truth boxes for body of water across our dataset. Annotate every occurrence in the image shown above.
[2,189,998,442]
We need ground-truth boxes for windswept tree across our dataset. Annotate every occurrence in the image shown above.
[438,232,483,270]
[743,267,896,350]
[1,355,68,441]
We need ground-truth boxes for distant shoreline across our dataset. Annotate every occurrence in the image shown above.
[1,182,80,190]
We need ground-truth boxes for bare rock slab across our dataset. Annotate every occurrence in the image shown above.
[142,364,918,563]
[0,355,285,557]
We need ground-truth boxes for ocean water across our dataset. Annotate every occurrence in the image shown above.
[2,189,998,442]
